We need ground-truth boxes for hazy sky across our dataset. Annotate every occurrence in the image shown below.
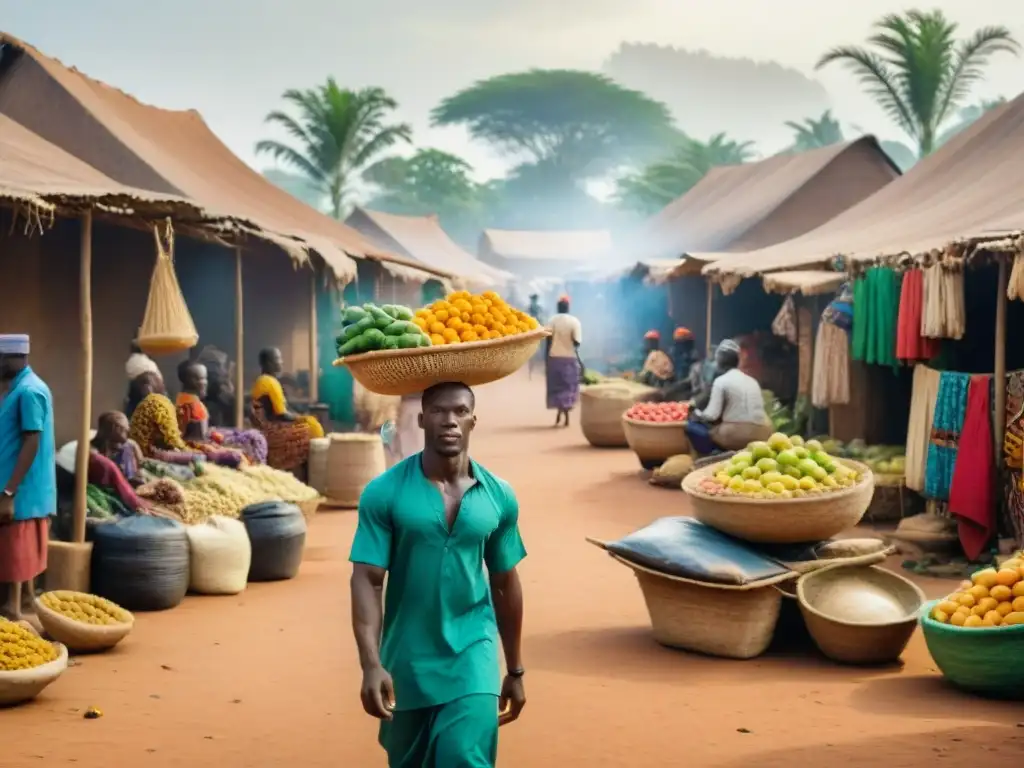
[4,1,1023,181]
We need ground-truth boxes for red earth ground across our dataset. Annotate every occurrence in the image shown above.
[4,373,1023,767]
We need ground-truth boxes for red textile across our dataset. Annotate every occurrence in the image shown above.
[88,451,145,512]
[896,269,940,361]
[949,375,996,560]
[0,518,49,582]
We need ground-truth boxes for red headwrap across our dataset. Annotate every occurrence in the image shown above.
[643,330,660,340]
[558,293,570,304]
[673,327,693,341]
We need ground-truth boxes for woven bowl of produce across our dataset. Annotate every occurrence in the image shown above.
[334,330,549,396]
[0,620,69,707]
[622,417,690,470]
[920,599,1024,699]
[796,564,925,665]
[681,459,875,544]
[34,591,135,653]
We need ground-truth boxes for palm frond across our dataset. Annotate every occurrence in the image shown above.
[937,26,1020,127]
[253,141,328,187]
[817,45,917,139]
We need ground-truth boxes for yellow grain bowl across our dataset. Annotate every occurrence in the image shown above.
[0,643,68,707]
[622,417,690,466]
[580,384,655,448]
[612,554,787,659]
[681,459,875,544]
[325,433,386,509]
[334,330,548,397]
[35,592,135,653]
[796,565,925,665]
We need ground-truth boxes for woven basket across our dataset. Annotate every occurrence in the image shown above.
[334,330,548,396]
[796,564,925,665]
[580,385,655,448]
[608,553,795,659]
[0,642,68,707]
[307,438,330,496]
[920,599,1024,699]
[295,497,323,522]
[681,459,875,544]
[325,433,386,508]
[622,417,689,468]
[34,593,134,653]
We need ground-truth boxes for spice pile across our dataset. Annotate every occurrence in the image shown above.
[0,618,58,671]
[39,591,131,626]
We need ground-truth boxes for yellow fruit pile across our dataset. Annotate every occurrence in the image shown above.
[930,554,1024,628]
[0,618,59,671]
[413,291,539,346]
[40,591,131,626]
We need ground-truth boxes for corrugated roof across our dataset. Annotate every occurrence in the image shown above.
[703,94,1024,281]
[480,229,614,261]
[0,33,450,284]
[641,137,900,264]
[347,207,512,288]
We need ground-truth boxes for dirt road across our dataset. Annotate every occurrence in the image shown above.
[5,374,1022,766]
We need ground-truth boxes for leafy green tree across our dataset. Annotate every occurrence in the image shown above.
[615,134,756,215]
[432,70,678,186]
[816,9,1018,157]
[785,110,844,151]
[256,80,412,218]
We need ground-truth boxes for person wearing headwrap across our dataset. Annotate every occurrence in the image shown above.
[0,334,55,622]
[684,339,770,456]
[636,330,675,388]
[544,294,583,427]
[671,328,698,384]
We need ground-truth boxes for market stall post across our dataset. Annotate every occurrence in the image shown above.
[705,279,714,355]
[48,210,95,592]
[995,256,1008,463]
[309,269,319,403]
[235,245,244,429]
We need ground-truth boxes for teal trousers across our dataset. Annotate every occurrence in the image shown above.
[379,694,499,767]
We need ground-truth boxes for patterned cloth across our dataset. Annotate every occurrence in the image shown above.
[130,394,239,467]
[546,356,581,411]
[250,374,324,470]
[771,295,798,344]
[924,372,971,501]
[948,375,995,560]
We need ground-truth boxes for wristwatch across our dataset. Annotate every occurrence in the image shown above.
[507,668,525,679]
[1,490,12,499]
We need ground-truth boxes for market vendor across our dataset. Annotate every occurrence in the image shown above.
[88,412,150,514]
[672,328,698,384]
[636,330,675,388]
[250,347,325,472]
[130,388,241,468]
[544,295,583,428]
[0,334,55,622]
[177,360,265,465]
[350,382,526,766]
[684,339,770,456]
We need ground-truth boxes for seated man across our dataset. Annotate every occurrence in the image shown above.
[684,340,771,456]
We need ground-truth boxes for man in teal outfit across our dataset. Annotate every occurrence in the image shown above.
[350,381,527,767]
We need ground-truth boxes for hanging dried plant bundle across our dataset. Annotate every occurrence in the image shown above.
[137,218,199,356]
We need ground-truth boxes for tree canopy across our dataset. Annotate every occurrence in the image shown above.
[785,110,844,152]
[817,9,1018,157]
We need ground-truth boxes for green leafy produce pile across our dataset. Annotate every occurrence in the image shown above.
[336,303,433,357]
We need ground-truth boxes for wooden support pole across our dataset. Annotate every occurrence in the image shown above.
[705,279,714,356]
[235,246,244,429]
[309,269,319,403]
[71,211,93,544]
[995,258,1008,462]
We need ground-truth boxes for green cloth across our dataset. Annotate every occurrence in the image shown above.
[379,693,499,767]
[350,455,526,712]
[851,267,901,368]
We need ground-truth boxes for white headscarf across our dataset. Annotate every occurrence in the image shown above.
[126,352,161,381]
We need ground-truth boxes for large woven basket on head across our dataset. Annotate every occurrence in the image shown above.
[0,642,68,707]
[34,592,135,653]
[796,564,925,665]
[920,600,1024,699]
[622,417,690,469]
[334,330,548,396]
[325,433,386,508]
[681,459,875,544]
[580,384,655,448]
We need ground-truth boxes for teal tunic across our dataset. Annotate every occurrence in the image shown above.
[350,454,526,764]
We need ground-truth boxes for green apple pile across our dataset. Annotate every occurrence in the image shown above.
[709,433,861,499]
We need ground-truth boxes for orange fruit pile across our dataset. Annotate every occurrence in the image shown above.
[930,555,1024,628]
[413,291,539,346]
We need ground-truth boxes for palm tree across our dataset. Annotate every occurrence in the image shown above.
[256,80,412,219]
[785,110,845,151]
[816,9,1018,157]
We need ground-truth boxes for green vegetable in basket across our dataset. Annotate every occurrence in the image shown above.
[383,335,401,350]
[391,305,415,321]
[364,304,396,330]
[343,306,369,324]
[383,320,421,337]
[339,315,375,344]
[398,333,429,349]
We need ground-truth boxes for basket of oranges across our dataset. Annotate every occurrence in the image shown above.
[336,291,548,396]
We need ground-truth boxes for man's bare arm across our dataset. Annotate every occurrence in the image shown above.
[351,563,386,671]
[490,568,523,671]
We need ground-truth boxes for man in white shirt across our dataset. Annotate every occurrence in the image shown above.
[685,339,770,455]
[544,295,583,428]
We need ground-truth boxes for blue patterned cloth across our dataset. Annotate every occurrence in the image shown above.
[924,372,970,500]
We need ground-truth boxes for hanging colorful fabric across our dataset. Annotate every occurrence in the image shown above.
[924,371,970,501]
[896,269,940,362]
[137,219,199,356]
[920,264,965,340]
[948,375,995,561]
[851,267,900,367]
[771,295,797,344]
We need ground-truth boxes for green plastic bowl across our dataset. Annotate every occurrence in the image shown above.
[920,599,1024,700]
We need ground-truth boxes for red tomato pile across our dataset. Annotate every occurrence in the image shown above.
[624,401,689,423]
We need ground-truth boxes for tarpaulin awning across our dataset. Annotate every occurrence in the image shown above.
[0,33,449,285]
[761,270,846,296]
[702,94,1024,282]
